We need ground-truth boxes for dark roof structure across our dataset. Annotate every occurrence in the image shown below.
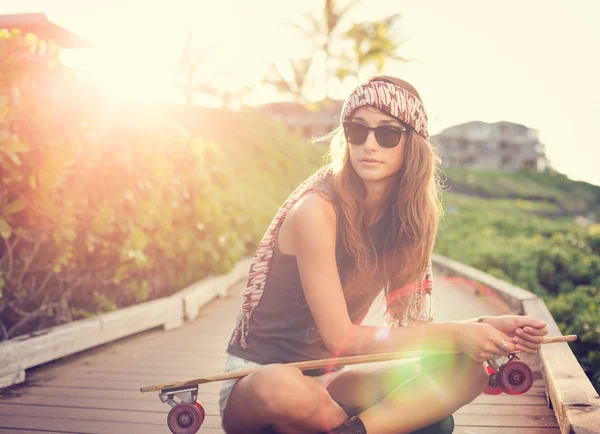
[0,13,90,48]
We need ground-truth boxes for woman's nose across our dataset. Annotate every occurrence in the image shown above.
[364,130,379,150]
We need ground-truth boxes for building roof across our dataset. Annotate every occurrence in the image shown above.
[434,120,536,137]
[0,13,90,48]
[259,101,308,116]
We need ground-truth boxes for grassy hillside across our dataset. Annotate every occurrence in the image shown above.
[443,168,600,217]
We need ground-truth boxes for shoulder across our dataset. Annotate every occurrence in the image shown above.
[288,191,337,235]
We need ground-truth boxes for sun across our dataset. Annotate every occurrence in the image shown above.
[55,5,311,108]
[60,46,176,104]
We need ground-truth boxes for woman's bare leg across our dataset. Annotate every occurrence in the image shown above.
[327,353,488,434]
[222,363,348,434]
[223,354,486,434]
[326,358,422,411]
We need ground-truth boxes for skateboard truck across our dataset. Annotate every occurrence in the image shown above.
[159,386,206,434]
[159,386,199,407]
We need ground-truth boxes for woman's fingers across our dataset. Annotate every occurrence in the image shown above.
[494,333,518,353]
[514,328,545,349]
[510,328,543,353]
[513,337,542,352]
[516,328,545,342]
[514,343,539,354]
[519,315,547,329]
[488,335,513,357]
[521,325,548,336]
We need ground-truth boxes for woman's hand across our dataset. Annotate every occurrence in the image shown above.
[483,315,548,354]
[456,322,518,362]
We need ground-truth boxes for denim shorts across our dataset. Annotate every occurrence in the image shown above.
[218,354,349,418]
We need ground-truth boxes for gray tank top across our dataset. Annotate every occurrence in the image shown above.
[227,184,389,366]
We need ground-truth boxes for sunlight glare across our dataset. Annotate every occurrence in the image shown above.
[60,47,173,104]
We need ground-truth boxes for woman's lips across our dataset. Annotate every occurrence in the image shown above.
[360,157,383,165]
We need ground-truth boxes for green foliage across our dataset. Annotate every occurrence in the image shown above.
[343,14,407,75]
[0,31,324,340]
[443,167,600,216]
[437,191,600,392]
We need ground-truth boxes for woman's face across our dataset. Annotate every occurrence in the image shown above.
[346,106,408,184]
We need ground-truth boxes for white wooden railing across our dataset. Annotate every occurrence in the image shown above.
[0,258,253,389]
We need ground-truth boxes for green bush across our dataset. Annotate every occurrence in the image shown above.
[0,30,324,340]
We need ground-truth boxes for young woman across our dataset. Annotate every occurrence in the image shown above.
[219,76,548,434]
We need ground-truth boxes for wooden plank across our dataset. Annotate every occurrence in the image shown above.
[0,430,78,434]
[454,427,560,434]
[0,404,224,429]
[1,385,220,402]
[472,394,549,405]
[0,415,224,434]
[48,362,229,374]
[454,414,559,428]
[46,347,232,363]
[523,298,600,434]
[0,393,221,415]
[456,404,555,416]
[0,403,167,425]
[25,377,223,394]
[28,361,229,378]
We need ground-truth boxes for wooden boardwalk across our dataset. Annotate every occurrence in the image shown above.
[0,278,561,434]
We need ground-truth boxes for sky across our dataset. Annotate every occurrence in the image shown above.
[3,0,600,186]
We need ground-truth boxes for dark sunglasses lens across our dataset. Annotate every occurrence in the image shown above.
[375,127,403,148]
[344,123,369,144]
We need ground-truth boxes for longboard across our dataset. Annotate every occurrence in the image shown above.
[140,334,576,393]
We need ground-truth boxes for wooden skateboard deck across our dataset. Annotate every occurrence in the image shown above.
[140,335,576,393]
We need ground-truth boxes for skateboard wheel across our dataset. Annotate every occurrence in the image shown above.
[194,402,206,423]
[167,402,204,434]
[483,365,503,395]
[498,361,534,395]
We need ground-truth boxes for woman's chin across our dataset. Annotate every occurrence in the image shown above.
[355,169,387,183]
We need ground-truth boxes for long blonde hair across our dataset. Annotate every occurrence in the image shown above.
[326,75,443,298]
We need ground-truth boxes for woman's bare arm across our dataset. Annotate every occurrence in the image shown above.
[288,194,517,361]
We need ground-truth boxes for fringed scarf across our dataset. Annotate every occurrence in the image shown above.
[229,165,434,349]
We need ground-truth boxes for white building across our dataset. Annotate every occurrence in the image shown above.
[431,121,548,171]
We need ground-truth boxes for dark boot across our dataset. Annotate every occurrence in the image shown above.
[410,415,454,434]
[318,411,454,434]
[320,416,367,433]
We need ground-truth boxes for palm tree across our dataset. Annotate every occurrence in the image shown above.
[175,29,218,106]
[339,14,409,85]
[288,0,359,98]
[262,57,313,103]
[268,3,409,102]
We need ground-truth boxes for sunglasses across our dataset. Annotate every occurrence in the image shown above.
[342,121,406,149]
